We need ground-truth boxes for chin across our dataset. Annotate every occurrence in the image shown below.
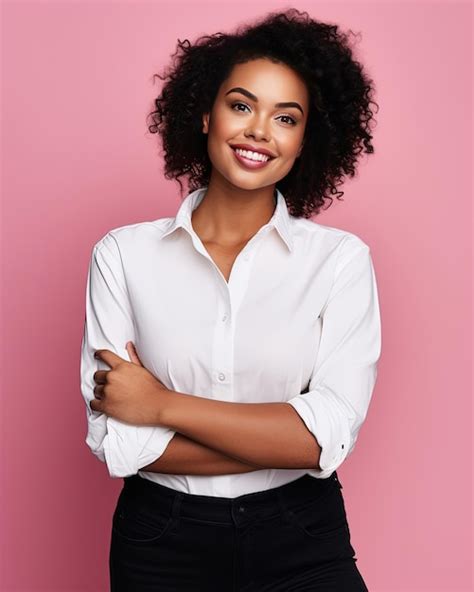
[227,174,274,191]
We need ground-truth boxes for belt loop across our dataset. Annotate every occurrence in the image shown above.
[333,471,343,489]
[275,487,291,523]
[171,491,184,519]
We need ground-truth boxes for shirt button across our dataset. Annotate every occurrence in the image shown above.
[222,314,227,322]
[238,506,245,513]
[218,373,226,381]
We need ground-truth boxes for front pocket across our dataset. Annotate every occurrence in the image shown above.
[112,493,175,545]
[284,481,349,540]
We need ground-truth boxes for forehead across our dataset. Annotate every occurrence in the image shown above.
[221,59,308,106]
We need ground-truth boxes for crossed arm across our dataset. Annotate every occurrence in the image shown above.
[82,233,381,480]
[140,433,263,475]
[140,429,319,475]
[139,399,322,475]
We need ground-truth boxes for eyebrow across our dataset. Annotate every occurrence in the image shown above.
[225,87,304,116]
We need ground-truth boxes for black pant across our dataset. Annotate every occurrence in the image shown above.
[109,471,368,591]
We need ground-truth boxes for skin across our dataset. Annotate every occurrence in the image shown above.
[91,58,322,473]
[194,57,307,248]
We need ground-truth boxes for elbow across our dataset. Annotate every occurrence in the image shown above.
[303,432,323,470]
[289,421,323,470]
[85,432,106,464]
[284,402,323,470]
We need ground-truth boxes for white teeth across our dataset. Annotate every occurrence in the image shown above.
[234,148,270,162]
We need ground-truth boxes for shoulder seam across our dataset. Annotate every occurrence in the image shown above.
[334,234,369,275]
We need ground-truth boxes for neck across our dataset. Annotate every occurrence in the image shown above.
[191,176,277,248]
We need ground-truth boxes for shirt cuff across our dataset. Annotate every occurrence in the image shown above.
[286,384,352,478]
[102,417,176,478]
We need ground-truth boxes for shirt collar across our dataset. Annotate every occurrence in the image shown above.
[158,186,294,252]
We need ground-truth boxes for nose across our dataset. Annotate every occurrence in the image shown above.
[245,114,271,142]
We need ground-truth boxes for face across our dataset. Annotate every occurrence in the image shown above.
[202,58,309,192]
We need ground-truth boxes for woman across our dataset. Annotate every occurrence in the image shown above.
[81,8,381,590]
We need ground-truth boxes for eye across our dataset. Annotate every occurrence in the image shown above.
[230,102,298,126]
[278,115,297,126]
[231,101,250,113]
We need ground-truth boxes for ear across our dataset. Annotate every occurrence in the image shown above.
[202,112,210,134]
[296,143,304,158]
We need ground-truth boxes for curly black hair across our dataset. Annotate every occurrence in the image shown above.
[147,8,379,218]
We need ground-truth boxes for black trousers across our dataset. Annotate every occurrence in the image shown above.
[109,471,368,591]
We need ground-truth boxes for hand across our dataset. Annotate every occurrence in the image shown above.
[90,341,172,425]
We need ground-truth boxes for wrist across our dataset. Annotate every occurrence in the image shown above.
[155,388,180,426]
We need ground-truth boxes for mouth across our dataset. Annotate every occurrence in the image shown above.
[229,145,276,170]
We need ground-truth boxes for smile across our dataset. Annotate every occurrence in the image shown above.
[230,146,275,170]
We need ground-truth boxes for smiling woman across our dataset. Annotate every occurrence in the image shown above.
[147,7,378,218]
[200,59,308,186]
[81,7,381,591]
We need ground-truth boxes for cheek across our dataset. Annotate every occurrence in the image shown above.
[272,134,302,168]
[208,104,240,136]
[275,129,304,157]
[206,138,232,174]
[206,117,237,159]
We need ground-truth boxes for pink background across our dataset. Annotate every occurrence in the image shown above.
[1,1,472,591]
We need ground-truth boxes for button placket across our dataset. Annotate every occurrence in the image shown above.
[211,242,258,397]
[210,235,265,497]
[211,280,232,397]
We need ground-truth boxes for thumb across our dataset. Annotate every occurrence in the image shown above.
[126,341,144,367]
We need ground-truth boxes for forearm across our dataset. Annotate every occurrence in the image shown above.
[159,391,321,469]
[139,433,266,475]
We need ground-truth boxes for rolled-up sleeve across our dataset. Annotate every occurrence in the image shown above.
[80,231,176,478]
[286,236,382,478]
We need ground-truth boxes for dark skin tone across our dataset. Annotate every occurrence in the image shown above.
[91,58,322,473]
[194,58,307,281]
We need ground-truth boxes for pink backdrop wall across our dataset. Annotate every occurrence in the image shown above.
[1,1,472,590]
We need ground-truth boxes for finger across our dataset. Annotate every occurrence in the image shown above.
[126,341,144,367]
[93,369,108,384]
[126,341,140,365]
[93,384,105,399]
[94,349,123,367]
[90,397,101,412]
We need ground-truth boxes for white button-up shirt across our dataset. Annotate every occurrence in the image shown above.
[80,186,382,497]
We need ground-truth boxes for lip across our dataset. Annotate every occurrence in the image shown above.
[230,145,275,170]
[229,143,277,158]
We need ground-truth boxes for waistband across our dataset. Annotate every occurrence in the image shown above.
[122,471,341,527]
